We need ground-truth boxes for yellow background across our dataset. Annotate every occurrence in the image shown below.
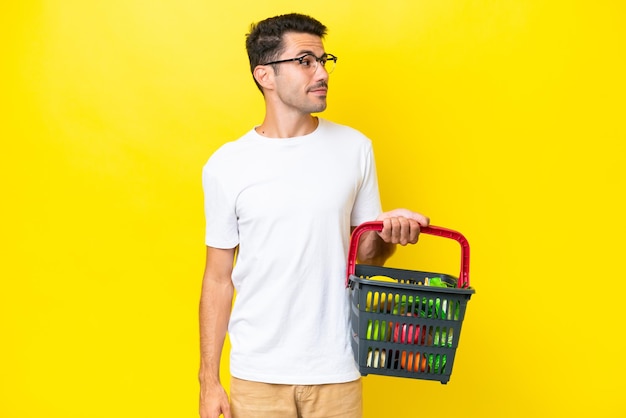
[2,1,624,417]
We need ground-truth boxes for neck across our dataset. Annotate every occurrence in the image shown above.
[256,111,319,138]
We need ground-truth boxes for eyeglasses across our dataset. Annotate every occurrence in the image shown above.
[261,53,338,74]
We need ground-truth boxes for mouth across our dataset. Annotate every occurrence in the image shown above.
[308,83,328,96]
[309,89,327,97]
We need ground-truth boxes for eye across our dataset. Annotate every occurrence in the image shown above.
[299,55,315,67]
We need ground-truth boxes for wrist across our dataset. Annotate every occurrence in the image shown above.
[198,360,221,386]
[357,230,395,265]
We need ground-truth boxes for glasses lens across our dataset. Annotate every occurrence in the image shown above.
[297,54,337,73]
[300,55,316,70]
[324,55,336,74]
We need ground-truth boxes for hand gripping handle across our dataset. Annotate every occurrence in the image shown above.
[346,221,470,288]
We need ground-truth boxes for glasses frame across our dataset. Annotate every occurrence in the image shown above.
[261,53,338,73]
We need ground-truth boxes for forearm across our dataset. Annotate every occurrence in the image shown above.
[198,277,234,385]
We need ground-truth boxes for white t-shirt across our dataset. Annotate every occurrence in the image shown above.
[202,118,382,384]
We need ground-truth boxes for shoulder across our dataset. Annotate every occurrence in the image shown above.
[317,118,373,150]
[319,118,370,140]
[203,129,257,171]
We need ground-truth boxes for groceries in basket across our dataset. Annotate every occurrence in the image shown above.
[362,275,458,373]
[364,275,460,320]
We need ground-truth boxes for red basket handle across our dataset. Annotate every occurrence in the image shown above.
[346,221,470,288]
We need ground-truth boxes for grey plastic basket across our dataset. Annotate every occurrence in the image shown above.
[346,221,475,384]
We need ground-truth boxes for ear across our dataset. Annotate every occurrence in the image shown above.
[253,65,274,91]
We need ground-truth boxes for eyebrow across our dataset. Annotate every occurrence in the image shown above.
[296,50,326,57]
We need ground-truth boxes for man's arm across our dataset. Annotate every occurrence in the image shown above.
[355,208,430,266]
[198,246,236,418]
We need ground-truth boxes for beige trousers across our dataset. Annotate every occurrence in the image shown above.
[230,376,362,418]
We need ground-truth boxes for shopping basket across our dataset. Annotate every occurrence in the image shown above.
[346,221,475,384]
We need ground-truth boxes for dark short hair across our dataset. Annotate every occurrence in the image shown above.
[245,13,328,92]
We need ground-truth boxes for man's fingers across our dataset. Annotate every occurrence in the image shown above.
[376,208,430,227]
[379,217,421,245]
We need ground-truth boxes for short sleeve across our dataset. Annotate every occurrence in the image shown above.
[202,158,240,248]
[350,143,382,226]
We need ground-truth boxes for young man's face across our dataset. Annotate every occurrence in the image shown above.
[269,32,330,115]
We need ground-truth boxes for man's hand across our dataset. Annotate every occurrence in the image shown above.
[199,380,231,418]
[376,208,430,246]
[356,208,430,265]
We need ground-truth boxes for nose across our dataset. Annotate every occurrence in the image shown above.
[314,61,329,79]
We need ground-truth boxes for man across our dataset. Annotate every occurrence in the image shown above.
[199,13,429,418]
